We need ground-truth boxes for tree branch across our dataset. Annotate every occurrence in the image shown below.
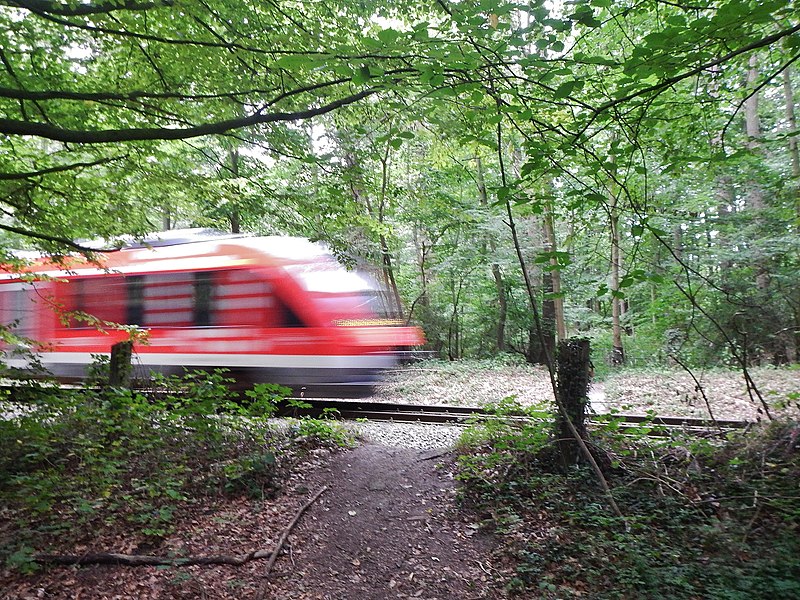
[0,222,99,252]
[33,550,272,567]
[7,0,173,16]
[0,156,124,180]
[0,89,379,143]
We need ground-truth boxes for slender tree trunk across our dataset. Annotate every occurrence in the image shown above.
[745,55,772,364]
[345,148,403,319]
[745,56,767,284]
[609,190,625,366]
[540,270,556,362]
[783,66,800,362]
[447,271,465,360]
[543,207,566,340]
[475,155,507,351]
[784,68,800,180]
[377,149,403,318]
[228,150,241,234]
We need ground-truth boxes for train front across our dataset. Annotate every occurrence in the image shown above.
[277,248,425,395]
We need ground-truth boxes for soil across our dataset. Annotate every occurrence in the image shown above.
[259,445,498,600]
[1,444,500,600]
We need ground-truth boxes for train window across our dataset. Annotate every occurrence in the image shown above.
[280,302,304,328]
[0,283,37,337]
[193,272,213,326]
[127,275,145,325]
[66,277,126,326]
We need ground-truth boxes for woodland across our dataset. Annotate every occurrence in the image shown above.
[0,0,798,370]
[1,0,800,598]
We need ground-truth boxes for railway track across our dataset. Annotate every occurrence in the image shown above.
[279,398,752,434]
[0,384,752,435]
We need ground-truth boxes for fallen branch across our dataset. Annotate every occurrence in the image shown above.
[255,484,328,600]
[35,485,329,571]
[34,550,273,567]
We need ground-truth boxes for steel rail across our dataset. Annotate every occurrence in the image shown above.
[0,384,753,433]
[279,398,752,432]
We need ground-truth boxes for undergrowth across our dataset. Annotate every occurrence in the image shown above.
[456,398,800,599]
[0,369,354,573]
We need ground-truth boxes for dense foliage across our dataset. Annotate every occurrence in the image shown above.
[0,0,797,370]
[456,401,800,599]
[1,2,798,594]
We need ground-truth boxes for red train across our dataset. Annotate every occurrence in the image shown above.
[0,229,424,394]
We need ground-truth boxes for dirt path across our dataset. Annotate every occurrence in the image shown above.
[260,444,500,600]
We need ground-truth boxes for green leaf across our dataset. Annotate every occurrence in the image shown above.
[553,80,583,99]
[377,29,401,44]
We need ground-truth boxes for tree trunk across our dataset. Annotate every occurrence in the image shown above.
[539,271,557,363]
[345,148,403,319]
[475,155,507,352]
[375,148,403,318]
[609,191,625,366]
[108,340,133,388]
[782,66,800,362]
[228,150,241,234]
[555,338,591,468]
[745,55,775,363]
[412,227,443,355]
[543,207,566,340]
[784,67,800,180]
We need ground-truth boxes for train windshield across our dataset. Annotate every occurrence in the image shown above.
[289,267,401,323]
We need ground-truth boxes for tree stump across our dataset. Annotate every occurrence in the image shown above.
[555,338,591,467]
[108,340,133,388]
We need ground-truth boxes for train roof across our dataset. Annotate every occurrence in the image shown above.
[0,230,338,280]
[83,228,247,250]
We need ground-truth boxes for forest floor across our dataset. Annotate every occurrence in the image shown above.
[2,444,497,600]
[1,362,798,599]
[373,360,800,421]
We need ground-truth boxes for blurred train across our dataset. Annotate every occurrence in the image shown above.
[0,229,424,394]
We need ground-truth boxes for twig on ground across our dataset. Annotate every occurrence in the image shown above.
[255,484,328,600]
[34,550,274,567]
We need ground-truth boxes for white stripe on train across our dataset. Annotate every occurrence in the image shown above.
[9,352,396,370]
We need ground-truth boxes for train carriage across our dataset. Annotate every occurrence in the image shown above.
[0,230,424,394]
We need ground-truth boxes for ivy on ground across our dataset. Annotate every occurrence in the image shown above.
[455,399,800,599]
[0,370,354,573]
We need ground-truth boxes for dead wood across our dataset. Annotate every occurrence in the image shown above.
[34,485,328,573]
[34,550,273,567]
[255,484,328,600]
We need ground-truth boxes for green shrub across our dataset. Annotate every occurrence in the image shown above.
[0,369,299,569]
[456,412,800,599]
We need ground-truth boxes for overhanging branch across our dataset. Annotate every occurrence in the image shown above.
[0,89,379,144]
[7,0,173,16]
[0,156,124,180]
